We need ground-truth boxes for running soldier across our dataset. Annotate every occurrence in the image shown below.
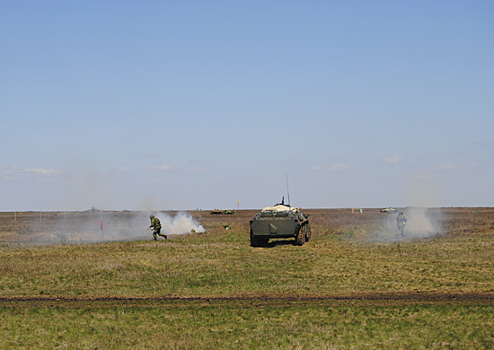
[149,215,167,240]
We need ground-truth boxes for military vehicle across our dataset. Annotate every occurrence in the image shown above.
[380,207,399,213]
[210,209,235,215]
[249,198,311,246]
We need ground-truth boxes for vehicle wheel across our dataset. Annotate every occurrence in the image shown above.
[305,225,312,242]
[296,226,306,246]
[250,230,263,247]
[250,230,257,246]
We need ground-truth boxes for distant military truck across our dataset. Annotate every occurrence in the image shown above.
[249,201,311,247]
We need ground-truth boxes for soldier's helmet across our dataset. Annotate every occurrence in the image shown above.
[150,215,155,219]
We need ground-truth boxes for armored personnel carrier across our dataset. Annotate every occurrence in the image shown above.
[249,198,311,246]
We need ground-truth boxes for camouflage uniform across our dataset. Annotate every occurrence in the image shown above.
[149,215,167,240]
[396,212,407,236]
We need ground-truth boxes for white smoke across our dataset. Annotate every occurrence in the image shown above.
[17,210,205,245]
[154,212,205,234]
[405,207,435,238]
[372,207,441,242]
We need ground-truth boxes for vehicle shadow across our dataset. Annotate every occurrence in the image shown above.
[258,239,299,248]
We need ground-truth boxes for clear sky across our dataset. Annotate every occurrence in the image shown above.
[1,1,493,211]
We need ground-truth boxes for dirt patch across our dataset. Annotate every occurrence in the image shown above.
[0,231,19,241]
[2,291,493,309]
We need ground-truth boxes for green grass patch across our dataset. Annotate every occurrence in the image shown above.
[1,303,493,349]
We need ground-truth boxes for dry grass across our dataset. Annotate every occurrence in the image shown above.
[1,208,494,298]
[1,208,494,348]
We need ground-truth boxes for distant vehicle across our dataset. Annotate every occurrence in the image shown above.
[210,209,235,215]
[380,207,399,213]
[249,198,311,247]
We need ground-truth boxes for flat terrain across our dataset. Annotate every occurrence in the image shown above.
[1,207,493,348]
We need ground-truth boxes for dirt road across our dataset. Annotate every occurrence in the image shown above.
[2,291,494,309]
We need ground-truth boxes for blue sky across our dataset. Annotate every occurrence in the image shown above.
[1,1,493,211]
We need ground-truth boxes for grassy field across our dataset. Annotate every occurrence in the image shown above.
[1,208,493,348]
[2,303,493,349]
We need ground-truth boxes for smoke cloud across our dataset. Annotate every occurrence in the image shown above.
[153,212,205,235]
[371,207,443,243]
[405,207,436,238]
[15,210,205,245]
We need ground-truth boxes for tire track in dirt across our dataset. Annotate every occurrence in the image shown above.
[2,292,494,308]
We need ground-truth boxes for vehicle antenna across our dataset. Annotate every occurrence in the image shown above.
[285,173,291,206]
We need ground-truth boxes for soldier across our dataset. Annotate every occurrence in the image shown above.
[396,211,407,237]
[149,215,167,240]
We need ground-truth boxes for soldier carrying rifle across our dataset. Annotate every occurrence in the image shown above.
[149,215,167,240]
